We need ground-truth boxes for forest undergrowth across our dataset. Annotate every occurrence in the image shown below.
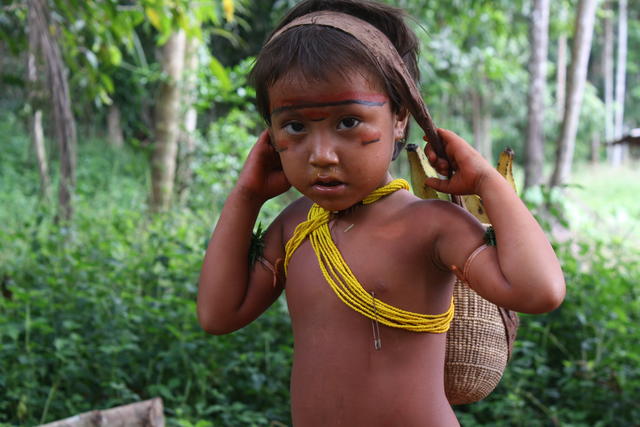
[1,115,638,426]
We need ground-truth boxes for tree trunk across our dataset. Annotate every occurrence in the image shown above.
[31,111,50,197]
[611,0,627,166]
[556,7,568,121]
[471,87,492,161]
[591,130,600,164]
[107,103,125,148]
[550,0,599,187]
[176,36,199,204]
[29,0,77,221]
[150,30,186,212]
[603,0,615,156]
[524,0,550,189]
[27,1,50,199]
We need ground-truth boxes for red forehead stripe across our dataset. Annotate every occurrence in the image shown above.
[271,92,388,116]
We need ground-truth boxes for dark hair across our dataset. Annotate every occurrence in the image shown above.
[250,0,420,125]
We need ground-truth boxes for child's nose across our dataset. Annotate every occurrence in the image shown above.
[308,136,339,167]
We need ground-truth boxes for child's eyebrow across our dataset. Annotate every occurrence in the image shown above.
[271,94,387,117]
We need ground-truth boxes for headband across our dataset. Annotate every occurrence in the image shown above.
[267,11,446,159]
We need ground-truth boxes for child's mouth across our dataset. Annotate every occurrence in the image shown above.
[313,178,345,191]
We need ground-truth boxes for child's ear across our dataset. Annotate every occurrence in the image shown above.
[393,108,410,140]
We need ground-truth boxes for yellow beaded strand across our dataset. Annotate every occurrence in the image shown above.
[284,178,454,333]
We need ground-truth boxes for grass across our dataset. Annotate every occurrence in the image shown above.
[567,162,640,247]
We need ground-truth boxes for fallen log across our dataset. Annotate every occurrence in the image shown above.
[39,397,164,427]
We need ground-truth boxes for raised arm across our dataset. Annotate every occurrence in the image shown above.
[197,131,291,334]
[425,129,565,314]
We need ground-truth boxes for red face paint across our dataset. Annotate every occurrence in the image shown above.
[271,92,388,117]
[298,109,328,121]
[361,129,382,145]
[274,138,293,152]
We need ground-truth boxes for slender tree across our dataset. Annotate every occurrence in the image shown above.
[603,1,614,161]
[603,2,615,138]
[471,78,492,161]
[26,0,50,199]
[524,0,550,189]
[107,104,125,148]
[550,0,599,187]
[176,36,200,203]
[150,29,187,212]
[611,0,628,165]
[29,0,77,220]
[556,5,568,123]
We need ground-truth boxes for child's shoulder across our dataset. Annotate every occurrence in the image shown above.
[393,190,483,237]
[395,190,466,219]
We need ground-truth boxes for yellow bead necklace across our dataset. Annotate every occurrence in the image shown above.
[284,178,454,334]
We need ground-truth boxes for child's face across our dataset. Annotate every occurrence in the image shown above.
[268,69,407,211]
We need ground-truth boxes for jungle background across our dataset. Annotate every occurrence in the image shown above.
[1,0,639,425]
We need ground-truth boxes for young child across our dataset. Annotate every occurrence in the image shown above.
[197,0,565,425]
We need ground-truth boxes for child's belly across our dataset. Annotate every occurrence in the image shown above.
[288,324,458,427]
[285,254,457,425]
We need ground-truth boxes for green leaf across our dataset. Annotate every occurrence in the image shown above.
[145,7,162,30]
[107,45,122,66]
[209,56,231,92]
[99,73,114,93]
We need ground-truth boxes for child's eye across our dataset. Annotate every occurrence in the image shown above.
[337,117,361,130]
[283,121,306,135]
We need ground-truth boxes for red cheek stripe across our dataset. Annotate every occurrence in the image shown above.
[361,129,382,145]
[273,139,291,152]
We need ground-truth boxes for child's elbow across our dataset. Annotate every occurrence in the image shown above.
[529,277,566,314]
[197,309,237,336]
[199,321,232,336]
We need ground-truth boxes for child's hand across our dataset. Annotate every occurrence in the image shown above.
[236,130,291,202]
[423,128,499,196]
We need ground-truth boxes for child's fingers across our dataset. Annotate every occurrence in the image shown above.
[256,130,274,153]
[424,142,454,176]
[252,130,280,164]
[437,128,467,148]
[424,176,454,194]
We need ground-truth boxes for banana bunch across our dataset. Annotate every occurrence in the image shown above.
[406,145,517,223]
[405,144,450,201]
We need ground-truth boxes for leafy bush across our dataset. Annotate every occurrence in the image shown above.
[455,237,640,426]
[2,114,638,426]
[0,116,292,426]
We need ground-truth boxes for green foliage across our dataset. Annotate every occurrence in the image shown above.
[458,163,640,425]
[455,237,640,425]
[3,111,639,425]
[3,0,640,422]
[0,117,292,426]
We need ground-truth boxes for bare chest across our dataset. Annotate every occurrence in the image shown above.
[283,217,453,336]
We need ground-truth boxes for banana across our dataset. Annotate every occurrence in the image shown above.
[460,194,490,223]
[407,145,517,224]
[405,144,450,201]
[496,147,516,192]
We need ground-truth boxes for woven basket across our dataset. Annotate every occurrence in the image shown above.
[444,279,519,405]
